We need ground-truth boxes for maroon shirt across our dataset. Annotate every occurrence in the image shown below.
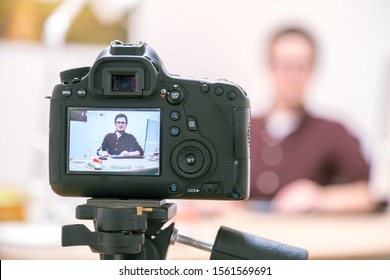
[250,112,369,199]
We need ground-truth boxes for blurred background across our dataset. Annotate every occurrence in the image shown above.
[1,0,390,259]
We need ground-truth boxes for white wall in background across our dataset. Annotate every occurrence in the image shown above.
[129,0,390,161]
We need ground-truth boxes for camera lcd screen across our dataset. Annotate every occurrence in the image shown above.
[67,108,161,175]
[112,75,136,92]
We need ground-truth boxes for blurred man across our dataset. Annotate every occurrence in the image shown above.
[250,27,376,214]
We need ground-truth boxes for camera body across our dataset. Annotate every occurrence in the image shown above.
[49,41,250,200]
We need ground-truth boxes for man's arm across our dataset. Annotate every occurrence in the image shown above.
[271,179,378,214]
[98,149,110,157]
[120,134,144,157]
[97,134,111,157]
[119,150,141,157]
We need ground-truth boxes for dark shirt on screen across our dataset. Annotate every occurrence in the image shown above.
[99,132,144,156]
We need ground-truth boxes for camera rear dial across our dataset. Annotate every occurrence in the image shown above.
[170,140,212,180]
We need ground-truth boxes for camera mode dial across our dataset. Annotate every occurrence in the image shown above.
[60,67,91,84]
[171,140,212,180]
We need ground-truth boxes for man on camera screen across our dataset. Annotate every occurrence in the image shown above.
[97,113,144,158]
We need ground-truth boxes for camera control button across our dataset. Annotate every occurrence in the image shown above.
[187,117,198,131]
[178,147,204,174]
[171,140,212,180]
[185,153,197,165]
[61,87,72,97]
[201,83,210,93]
[215,87,224,96]
[167,89,183,105]
[169,183,179,193]
[228,90,237,100]
[170,110,181,121]
[171,90,181,100]
[77,88,87,98]
[170,126,180,136]
[201,183,220,193]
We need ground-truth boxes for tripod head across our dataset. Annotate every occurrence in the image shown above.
[62,199,308,260]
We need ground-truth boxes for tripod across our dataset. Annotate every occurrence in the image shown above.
[62,199,308,260]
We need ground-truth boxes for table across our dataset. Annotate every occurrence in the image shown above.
[167,204,390,260]
[69,157,159,174]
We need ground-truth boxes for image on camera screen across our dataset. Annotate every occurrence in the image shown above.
[67,108,161,175]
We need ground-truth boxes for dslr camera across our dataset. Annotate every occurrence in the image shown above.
[49,41,250,200]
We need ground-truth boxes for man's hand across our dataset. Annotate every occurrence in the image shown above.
[98,150,110,157]
[271,179,376,214]
[271,179,323,214]
[119,150,141,157]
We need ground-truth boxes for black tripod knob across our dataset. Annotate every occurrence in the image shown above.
[210,226,308,260]
[172,226,308,260]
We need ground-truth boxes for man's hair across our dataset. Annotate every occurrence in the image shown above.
[267,26,318,65]
[115,113,128,124]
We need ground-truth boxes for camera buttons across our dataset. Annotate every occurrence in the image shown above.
[77,88,87,98]
[200,83,210,93]
[187,117,198,131]
[61,87,72,97]
[201,183,220,193]
[178,147,204,174]
[214,86,224,96]
[167,90,182,103]
[184,153,197,165]
[170,126,180,136]
[171,91,181,100]
[171,140,212,180]
[228,90,237,100]
[170,111,180,121]
[166,87,184,105]
[169,183,179,193]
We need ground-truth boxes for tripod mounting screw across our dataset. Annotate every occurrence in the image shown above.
[136,206,153,216]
